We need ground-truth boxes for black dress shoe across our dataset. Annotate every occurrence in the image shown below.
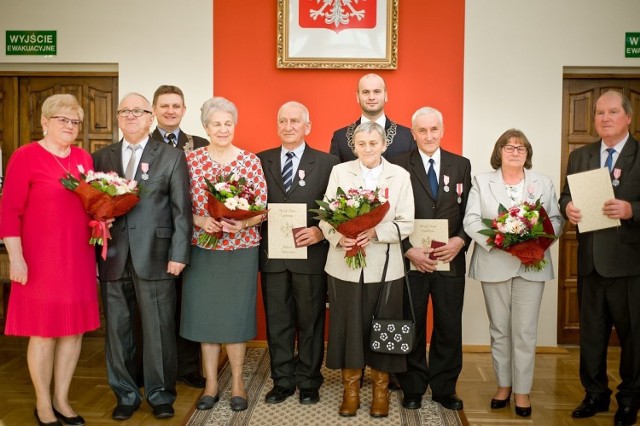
[515,405,532,417]
[52,407,85,425]
[299,388,320,405]
[265,385,295,404]
[615,405,639,426]
[152,403,174,419]
[196,394,220,410]
[111,404,139,421]
[491,392,511,409]
[230,396,248,412]
[34,409,62,426]
[571,396,610,418]
[179,371,207,388]
[402,393,422,410]
[432,393,464,410]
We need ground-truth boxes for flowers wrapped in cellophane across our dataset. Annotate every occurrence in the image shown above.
[311,187,389,269]
[60,166,140,259]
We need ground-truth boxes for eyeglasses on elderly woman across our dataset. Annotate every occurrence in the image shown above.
[502,145,527,154]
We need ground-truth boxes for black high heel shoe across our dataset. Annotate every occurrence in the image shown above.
[34,408,62,426]
[515,394,532,417]
[52,406,85,425]
[490,391,511,409]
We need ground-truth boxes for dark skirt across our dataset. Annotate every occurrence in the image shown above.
[326,275,406,373]
[180,246,258,343]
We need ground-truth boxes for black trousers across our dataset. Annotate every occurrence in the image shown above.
[261,271,327,390]
[396,271,465,396]
[578,271,640,407]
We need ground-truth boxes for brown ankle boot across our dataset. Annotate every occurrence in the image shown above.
[339,368,362,417]
[370,368,390,417]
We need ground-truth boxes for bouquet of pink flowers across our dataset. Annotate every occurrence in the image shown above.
[198,173,266,248]
[478,198,556,271]
[61,165,140,259]
[311,187,390,269]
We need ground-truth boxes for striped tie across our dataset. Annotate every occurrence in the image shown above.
[282,151,295,192]
[166,132,177,146]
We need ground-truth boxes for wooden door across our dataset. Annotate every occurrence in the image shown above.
[18,76,118,152]
[558,77,640,344]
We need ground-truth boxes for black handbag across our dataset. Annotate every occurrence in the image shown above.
[369,223,416,355]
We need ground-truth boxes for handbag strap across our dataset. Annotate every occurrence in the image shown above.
[372,223,416,324]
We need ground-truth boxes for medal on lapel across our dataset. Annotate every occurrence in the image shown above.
[298,169,306,187]
[141,163,149,180]
[443,175,450,192]
[456,183,463,204]
[612,168,621,187]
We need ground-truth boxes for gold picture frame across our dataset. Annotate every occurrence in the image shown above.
[277,0,399,69]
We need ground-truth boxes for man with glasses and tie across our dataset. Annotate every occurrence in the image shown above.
[560,91,640,426]
[390,107,471,411]
[257,101,339,405]
[150,85,208,390]
[93,92,192,421]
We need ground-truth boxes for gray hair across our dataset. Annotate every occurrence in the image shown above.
[119,92,152,110]
[411,107,444,127]
[353,121,385,141]
[201,97,238,127]
[278,101,310,123]
[596,90,633,117]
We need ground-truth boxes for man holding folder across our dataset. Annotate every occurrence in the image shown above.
[560,91,640,426]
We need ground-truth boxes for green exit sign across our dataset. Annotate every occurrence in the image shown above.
[626,32,640,58]
[6,30,57,56]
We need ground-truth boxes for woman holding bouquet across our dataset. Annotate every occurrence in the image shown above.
[463,129,564,417]
[0,94,99,425]
[320,121,414,418]
[180,97,267,412]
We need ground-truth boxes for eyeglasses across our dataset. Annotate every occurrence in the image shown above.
[503,145,528,154]
[117,108,152,118]
[51,116,82,127]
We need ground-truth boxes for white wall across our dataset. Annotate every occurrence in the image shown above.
[463,0,640,346]
[0,0,213,138]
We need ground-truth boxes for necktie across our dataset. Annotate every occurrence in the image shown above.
[125,144,141,180]
[428,158,438,199]
[604,148,616,173]
[282,151,295,192]
[166,132,177,146]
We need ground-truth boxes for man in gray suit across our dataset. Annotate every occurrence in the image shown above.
[560,91,640,426]
[93,92,192,421]
[257,101,339,405]
[150,85,207,389]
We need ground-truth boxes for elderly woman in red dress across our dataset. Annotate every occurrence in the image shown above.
[0,94,99,426]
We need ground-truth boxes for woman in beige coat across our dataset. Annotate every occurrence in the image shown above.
[320,122,414,418]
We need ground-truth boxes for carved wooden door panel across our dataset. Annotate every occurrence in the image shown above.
[559,77,640,344]
[18,76,118,153]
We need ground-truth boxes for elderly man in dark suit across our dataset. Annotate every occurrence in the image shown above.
[330,73,414,163]
[560,91,640,426]
[93,92,192,421]
[150,85,208,389]
[257,101,339,405]
[390,107,471,411]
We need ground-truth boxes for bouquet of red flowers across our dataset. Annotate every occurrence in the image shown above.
[61,166,140,259]
[478,198,556,271]
[198,173,266,249]
[311,187,390,269]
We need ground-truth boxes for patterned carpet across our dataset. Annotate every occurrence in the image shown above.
[187,347,463,426]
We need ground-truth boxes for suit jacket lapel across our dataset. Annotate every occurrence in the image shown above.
[109,140,126,176]
[136,139,161,182]
[266,150,287,195]
[489,169,512,209]
[523,169,540,203]
[288,147,316,195]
